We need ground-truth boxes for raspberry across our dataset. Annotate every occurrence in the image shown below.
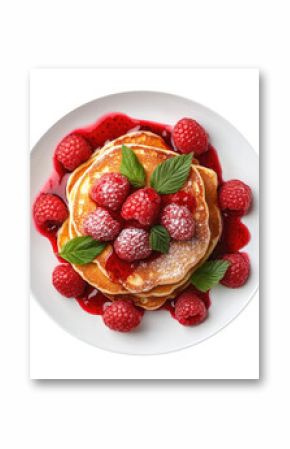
[220,252,250,288]
[90,173,130,211]
[103,300,142,332]
[121,187,161,226]
[161,203,195,241]
[52,264,86,298]
[114,227,152,262]
[219,180,252,215]
[173,118,208,155]
[55,134,92,171]
[174,290,208,325]
[83,207,121,241]
[33,193,68,232]
[161,191,196,212]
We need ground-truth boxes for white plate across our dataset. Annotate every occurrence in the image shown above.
[30,91,259,355]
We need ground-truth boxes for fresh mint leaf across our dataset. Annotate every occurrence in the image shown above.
[149,225,170,254]
[150,153,193,194]
[120,145,146,188]
[191,260,230,292]
[59,236,106,265]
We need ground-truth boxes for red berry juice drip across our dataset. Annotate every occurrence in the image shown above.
[198,144,224,185]
[222,216,250,252]
[105,251,136,283]
[105,249,161,283]
[76,287,108,315]
[212,215,251,258]
[73,112,173,149]
[162,301,176,318]
[32,218,60,255]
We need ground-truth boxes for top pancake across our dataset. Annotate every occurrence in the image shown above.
[68,132,211,293]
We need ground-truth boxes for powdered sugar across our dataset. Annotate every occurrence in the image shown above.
[83,207,121,241]
[161,204,195,241]
[114,228,152,262]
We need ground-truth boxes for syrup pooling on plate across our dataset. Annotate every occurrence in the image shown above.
[198,144,224,185]
[77,287,109,315]
[33,112,252,332]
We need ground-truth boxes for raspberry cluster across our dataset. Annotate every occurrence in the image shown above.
[81,174,197,261]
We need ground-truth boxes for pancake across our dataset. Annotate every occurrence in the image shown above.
[57,130,222,310]
[70,142,210,293]
[70,161,222,297]
[57,165,222,310]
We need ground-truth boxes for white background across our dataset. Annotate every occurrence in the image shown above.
[1,0,289,448]
[30,68,259,378]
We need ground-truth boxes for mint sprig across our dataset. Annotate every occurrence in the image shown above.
[149,225,170,254]
[120,145,146,188]
[120,145,193,194]
[150,153,193,194]
[59,236,106,265]
[191,260,230,292]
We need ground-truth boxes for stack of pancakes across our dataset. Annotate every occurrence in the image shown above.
[58,131,222,310]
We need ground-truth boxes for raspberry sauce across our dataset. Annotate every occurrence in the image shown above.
[137,118,172,146]
[41,170,69,205]
[105,252,136,282]
[198,144,224,185]
[212,215,251,257]
[105,250,161,283]
[32,219,60,255]
[223,216,251,252]
[162,301,176,318]
[52,154,68,182]
[73,112,173,149]
[77,288,108,315]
